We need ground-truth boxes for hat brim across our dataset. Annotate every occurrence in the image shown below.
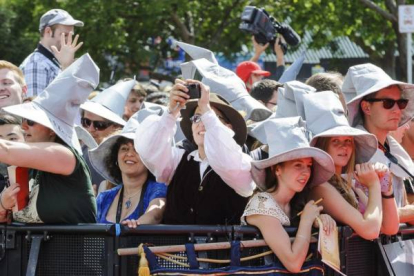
[4,102,81,153]
[88,132,135,185]
[310,126,378,163]
[80,101,126,126]
[180,100,247,146]
[347,81,414,127]
[252,69,271,77]
[251,147,334,191]
[51,18,84,27]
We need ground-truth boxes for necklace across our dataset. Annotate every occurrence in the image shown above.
[124,188,141,209]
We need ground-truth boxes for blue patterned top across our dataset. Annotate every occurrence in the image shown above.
[96,180,167,223]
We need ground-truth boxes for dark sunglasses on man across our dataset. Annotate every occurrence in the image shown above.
[364,98,409,110]
[81,118,113,131]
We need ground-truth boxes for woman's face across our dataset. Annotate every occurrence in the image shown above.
[22,119,55,143]
[327,136,353,168]
[275,157,312,193]
[191,106,232,147]
[117,141,147,178]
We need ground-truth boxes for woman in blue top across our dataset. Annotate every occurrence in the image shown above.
[89,110,167,227]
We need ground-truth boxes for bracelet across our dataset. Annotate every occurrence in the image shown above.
[296,234,310,243]
[0,192,11,211]
[382,192,394,199]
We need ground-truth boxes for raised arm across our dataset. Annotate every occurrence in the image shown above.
[203,110,255,197]
[0,140,75,175]
[310,163,383,240]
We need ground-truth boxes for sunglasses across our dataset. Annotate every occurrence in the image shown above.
[364,98,409,110]
[81,118,113,131]
[23,119,37,127]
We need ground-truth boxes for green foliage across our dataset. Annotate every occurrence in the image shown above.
[0,0,406,80]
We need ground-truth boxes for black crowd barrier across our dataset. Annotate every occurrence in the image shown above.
[0,223,411,276]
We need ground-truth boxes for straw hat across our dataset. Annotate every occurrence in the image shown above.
[250,117,334,190]
[80,79,136,126]
[303,91,377,163]
[89,104,165,184]
[4,54,99,153]
[342,63,414,127]
[180,93,247,146]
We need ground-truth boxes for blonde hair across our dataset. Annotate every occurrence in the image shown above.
[0,60,26,87]
[315,136,358,208]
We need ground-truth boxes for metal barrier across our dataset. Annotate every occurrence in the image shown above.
[0,223,411,276]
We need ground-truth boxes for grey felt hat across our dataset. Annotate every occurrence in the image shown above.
[88,104,165,185]
[303,91,377,163]
[250,116,335,191]
[177,41,272,122]
[275,81,316,119]
[80,79,136,126]
[4,54,99,153]
[343,63,414,127]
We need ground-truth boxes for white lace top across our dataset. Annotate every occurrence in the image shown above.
[241,192,290,226]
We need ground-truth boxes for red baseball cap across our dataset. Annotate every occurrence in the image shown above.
[236,61,271,83]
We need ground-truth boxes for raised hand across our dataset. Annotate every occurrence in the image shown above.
[354,163,380,188]
[51,32,83,70]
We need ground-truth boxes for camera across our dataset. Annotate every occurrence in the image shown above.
[185,83,201,99]
[239,6,301,54]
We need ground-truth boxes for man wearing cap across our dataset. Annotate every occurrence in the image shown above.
[20,9,84,97]
[236,61,271,92]
[343,63,414,225]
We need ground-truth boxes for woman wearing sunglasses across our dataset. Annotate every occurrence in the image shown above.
[89,110,167,227]
[135,80,255,225]
[304,92,399,239]
[343,63,414,225]
[0,55,98,224]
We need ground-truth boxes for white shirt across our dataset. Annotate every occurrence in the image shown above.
[134,109,255,197]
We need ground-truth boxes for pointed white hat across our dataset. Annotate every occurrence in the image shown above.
[80,79,136,126]
[4,54,99,153]
[303,91,377,163]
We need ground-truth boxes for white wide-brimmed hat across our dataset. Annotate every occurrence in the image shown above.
[250,116,335,191]
[342,63,414,127]
[303,91,377,163]
[275,81,316,119]
[80,79,136,126]
[4,54,99,153]
[88,104,165,184]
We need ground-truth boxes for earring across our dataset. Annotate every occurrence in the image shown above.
[115,161,118,166]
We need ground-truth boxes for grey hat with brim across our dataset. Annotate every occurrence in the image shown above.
[39,9,84,31]
[303,91,378,163]
[89,104,165,185]
[343,63,414,127]
[275,81,316,119]
[75,125,98,149]
[251,117,335,191]
[4,54,99,153]
[80,79,136,126]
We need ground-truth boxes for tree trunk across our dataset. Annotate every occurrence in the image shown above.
[393,21,408,81]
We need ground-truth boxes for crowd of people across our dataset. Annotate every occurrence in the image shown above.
[1,8,414,272]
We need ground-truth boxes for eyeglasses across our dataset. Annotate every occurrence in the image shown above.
[364,98,409,110]
[23,119,37,127]
[81,118,113,131]
[190,114,230,125]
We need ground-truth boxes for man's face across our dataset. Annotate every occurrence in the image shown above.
[362,86,403,132]
[0,124,25,142]
[0,69,25,108]
[46,24,74,50]
[82,111,121,144]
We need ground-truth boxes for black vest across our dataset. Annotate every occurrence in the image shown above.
[163,151,249,225]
